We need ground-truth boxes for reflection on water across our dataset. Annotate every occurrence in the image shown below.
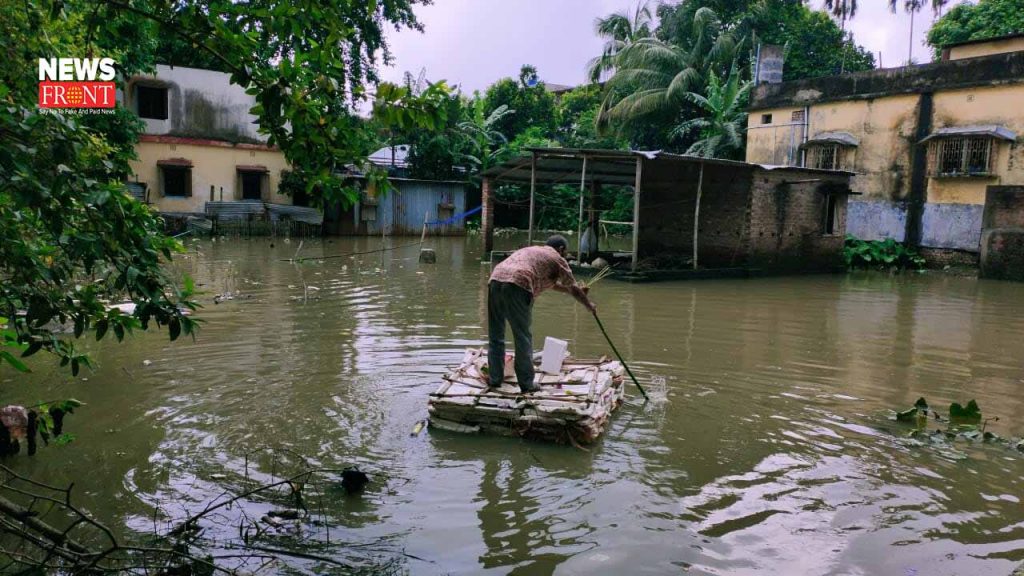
[4,236,1024,575]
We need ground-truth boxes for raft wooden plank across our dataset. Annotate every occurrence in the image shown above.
[428,349,627,444]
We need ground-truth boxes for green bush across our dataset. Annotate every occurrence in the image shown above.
[843,235,926,270]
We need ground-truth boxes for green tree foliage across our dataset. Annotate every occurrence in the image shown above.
[598,7,743,139]
[0,1,197,375]
[0,0,447,378]
[750,2,875,79]
[823,0,858,27]
[927,0,1024,59]
[554,85,630,150]
[458,99,517,185]
[98,0,445,207]
[587,1,654,83]
[673,64,753,159]
[656,0,874,81]
[482,65,557,142]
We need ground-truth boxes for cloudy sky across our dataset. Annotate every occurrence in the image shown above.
[379,0,944,93]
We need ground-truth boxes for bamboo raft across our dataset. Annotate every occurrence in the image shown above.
[428,348,626,445]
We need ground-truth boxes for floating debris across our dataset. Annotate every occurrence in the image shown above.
[340,466,369,494]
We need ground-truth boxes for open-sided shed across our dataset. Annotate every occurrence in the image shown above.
[480,148,857,273]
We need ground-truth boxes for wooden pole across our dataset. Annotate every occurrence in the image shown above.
[482,177,494,255]
[590,181,600,257]
[592,311,648,401]
[528,153,536,246]
[420,210,429,245]
[631,156,642,272]
[577,156,588,259]
[693,162,704,270]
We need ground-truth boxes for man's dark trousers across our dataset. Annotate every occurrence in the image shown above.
[487,280,534,388]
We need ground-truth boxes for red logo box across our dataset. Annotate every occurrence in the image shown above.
[38,82,116,108]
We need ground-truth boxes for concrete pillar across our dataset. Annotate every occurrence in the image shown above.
[906,91,933,248]
[482,177,494,255]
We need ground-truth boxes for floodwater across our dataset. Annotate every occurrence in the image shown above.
[6,236,1024,575]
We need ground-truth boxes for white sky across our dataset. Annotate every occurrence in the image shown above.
[380,0,945,93]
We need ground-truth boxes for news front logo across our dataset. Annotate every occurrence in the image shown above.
[38,58,116,112]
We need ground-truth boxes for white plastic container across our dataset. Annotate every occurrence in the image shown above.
[539,337,568,374]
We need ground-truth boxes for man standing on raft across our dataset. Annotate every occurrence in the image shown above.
[487,235,597,392]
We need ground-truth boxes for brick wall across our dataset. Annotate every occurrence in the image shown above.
[746,170,850,271]
[980,185,1024,280]
[636,160,851,271]
[636,160,754,268]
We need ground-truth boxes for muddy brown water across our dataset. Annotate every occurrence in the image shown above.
[5,236,1024,575]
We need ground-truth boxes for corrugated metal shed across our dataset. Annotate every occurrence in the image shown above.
[326,177,469,236]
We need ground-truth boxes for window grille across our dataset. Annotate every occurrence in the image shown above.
[136,85,168,120]
[806,143,842,170]
[791,110,806,122]
[160,166,190,197]
[928,137,995,176]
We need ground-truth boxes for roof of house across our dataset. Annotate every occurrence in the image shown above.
[481,147,853,185]
[919,125,1018,143]
[544,83,574,93]
[368,144,411,168]
[941,32,1024,49]
[802,131,861,147]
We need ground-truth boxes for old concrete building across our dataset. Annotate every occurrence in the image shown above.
[746,34,1024,263]
[125,65,292,215]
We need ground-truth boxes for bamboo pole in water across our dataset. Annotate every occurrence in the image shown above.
[591,311,648,401]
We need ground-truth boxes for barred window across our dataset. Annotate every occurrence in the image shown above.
[928,137,995,176]
[806,143,842,170]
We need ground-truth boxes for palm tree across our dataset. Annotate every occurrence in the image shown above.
[586,1,654,84]
[672,63,752,159]
[823,0,857,30]
[672,63,752,270]
[458,99,515,184]
[888,0,949,64]
[597,7,742,134]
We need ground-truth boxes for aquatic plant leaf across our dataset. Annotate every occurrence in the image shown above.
[895,407,918,422]
[949,399,981,423]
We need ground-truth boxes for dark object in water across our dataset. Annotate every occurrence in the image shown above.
[340,466,369,494]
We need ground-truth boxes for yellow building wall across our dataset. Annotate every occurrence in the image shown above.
[745,106,805,166]
[927,85,1024,204]
[745,96,919,202]
[949,36,1024,61]
[129,141,291,213]
[806,95,919,202]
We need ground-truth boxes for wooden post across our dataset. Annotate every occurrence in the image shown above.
[528,153,536,246]
[631,157,642,272]
[420,210,429,245]
[482,177,494,255]
[577,156,588,259]
[590,180,601,256]
[693,162,704,270]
